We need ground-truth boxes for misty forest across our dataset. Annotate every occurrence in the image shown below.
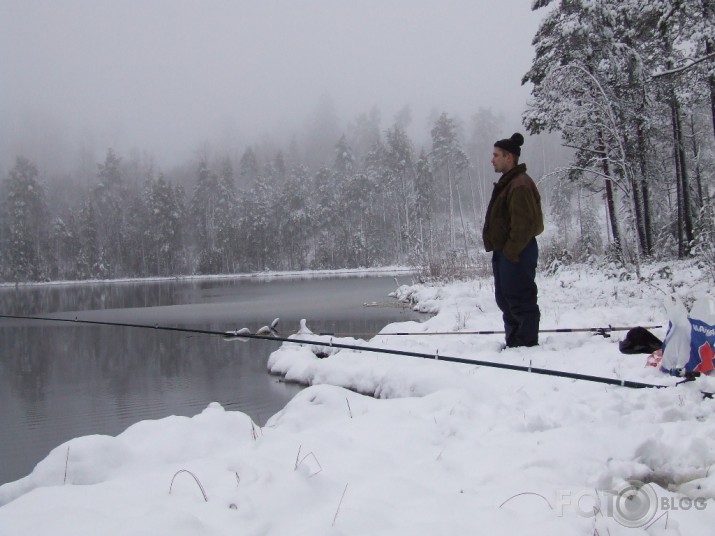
[2,0,715,284]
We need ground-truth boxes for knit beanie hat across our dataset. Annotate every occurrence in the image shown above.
[494,132,524,156]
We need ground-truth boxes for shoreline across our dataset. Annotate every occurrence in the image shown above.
[0,266,416,289]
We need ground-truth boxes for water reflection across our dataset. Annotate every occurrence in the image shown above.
[1,281,181,316]
[0,274,423,485]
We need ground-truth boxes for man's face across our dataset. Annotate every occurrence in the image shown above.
[491,148,514,174]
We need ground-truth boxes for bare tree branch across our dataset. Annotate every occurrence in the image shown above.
[651,52,715,79]
[563,144,605,155]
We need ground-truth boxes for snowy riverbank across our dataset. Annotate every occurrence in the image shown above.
[2,261,715,535]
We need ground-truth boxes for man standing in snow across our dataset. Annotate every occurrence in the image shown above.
[483,133,544,348]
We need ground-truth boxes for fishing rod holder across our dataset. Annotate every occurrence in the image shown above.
[593,326,612,338]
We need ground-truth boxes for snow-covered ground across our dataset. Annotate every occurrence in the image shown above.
[2,260,714,535]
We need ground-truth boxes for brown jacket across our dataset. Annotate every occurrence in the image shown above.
[482,163,544,262]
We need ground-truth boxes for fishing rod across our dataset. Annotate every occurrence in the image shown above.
[0,313,260,339]
[316,325,664,338]
[0,313,703,396]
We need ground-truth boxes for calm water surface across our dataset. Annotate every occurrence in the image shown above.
[0,273,424,485]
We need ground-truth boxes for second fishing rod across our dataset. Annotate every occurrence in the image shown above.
[310,324,663,338]
[0,314,694,395]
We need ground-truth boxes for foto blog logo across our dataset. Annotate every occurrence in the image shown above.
[557,480,708,528]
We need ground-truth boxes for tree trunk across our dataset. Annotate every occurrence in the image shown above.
[708,48,715,140]
[455,181,470,262]
[467,168,480,232]
[598,140,622,259]
[630,168,647,258]
[640,178,653,253]
[446,162,455,249]
[704,0,715,137]
[635,122,654,255]
[670,93,694,256]
[395,199,403,262]
[688,113,706,207]
[605,178,621,259]
[671,101,685,258]
[400,171,410,244]
[633,120,653,257]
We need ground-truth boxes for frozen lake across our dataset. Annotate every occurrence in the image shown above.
[0,273,424,485]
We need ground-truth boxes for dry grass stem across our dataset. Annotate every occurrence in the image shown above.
[63,446,70,484]
[332,483,349,527]
[169,469,208,502]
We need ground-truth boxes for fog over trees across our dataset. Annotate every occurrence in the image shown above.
[0,105,551,281]
[1,0,714,283]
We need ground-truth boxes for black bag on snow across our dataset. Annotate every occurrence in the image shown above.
[619,326,663,354]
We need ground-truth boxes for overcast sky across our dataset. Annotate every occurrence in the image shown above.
[0,0,545,172]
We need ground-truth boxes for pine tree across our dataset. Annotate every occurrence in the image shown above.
[383,124,417,260]
[304,94,342,170]
[279,165,312,270]
[1,157,48,281]
[337,172,376,267]
[347,107,382,167]
[334,135,355,177]
[414,151,435,259]
[215,159,238,272]
[313,166,339,268]
[578,189,604,260]
[49,216,75,279]
[76,201,108,279]
[239,147,259,188]
[92,149,127,276]
[146,175,185,275]
[124,188,150,276]
[190,159,222,274]
[239,178,278,271]
[550,179,574,254]
[430,112,468,257]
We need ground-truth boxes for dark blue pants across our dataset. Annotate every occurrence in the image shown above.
[491,238,540,347]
